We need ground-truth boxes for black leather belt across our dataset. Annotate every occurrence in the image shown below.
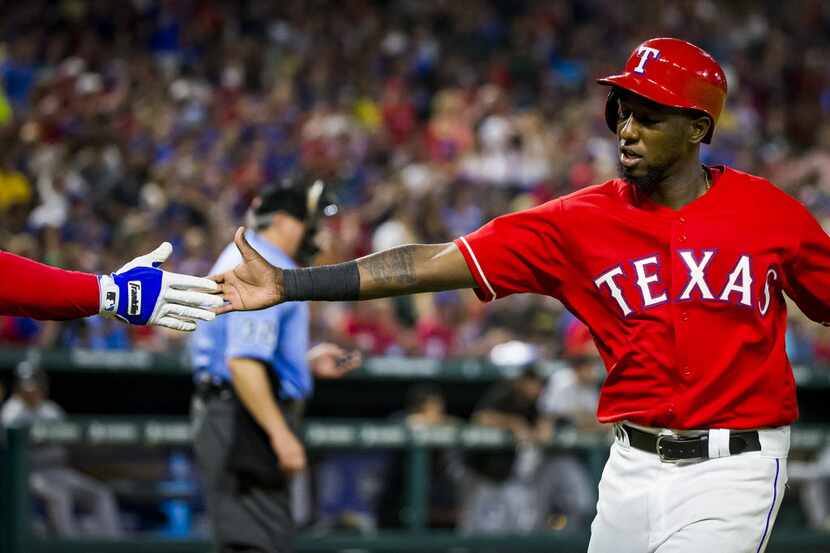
[621,424,761,463]
[194,378,305,417]
[195,378,234,401]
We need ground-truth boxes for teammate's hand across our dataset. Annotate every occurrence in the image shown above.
[271,430,307,474]
[308,343,362,379]
[210,227,283,314]
[99,242,223,332]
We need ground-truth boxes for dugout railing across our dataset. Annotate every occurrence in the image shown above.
[0,346,829,386]
[5,419,830,553]
[3,418,606,553]
[2,347,830,553]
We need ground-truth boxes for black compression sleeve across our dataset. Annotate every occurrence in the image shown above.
[282,261,360,301]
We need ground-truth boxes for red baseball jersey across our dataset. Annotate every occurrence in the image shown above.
[0,252,100,320]
[455,166,830,430]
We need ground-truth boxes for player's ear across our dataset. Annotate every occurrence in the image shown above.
[687,114,711,145]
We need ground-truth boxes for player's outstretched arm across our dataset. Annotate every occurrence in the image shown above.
[211,227,475,313]
[0,243,223,331]
[355,237,475,299]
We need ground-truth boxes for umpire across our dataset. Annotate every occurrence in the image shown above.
[190,174,358,553]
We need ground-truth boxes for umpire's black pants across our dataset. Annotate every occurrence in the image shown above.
[192,395,295,553]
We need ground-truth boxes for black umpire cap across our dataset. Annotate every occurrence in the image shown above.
[248,172,339,264]
[249,173,338,226]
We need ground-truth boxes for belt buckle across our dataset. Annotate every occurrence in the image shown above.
[655,435,678,463]
[655,434,706,464]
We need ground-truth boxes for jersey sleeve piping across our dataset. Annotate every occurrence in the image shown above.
[457,236,497,302]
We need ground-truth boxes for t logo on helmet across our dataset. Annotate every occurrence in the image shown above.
[633,46,660,74]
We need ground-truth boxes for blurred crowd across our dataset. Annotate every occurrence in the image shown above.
[0,0,828,363]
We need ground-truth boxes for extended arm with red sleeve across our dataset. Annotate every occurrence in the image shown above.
[0,251,100,320]
[453,199,570,302]
[782,205,830,325]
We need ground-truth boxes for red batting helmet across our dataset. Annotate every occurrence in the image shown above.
[597,37,727,143]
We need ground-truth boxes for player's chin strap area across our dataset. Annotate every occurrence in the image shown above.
[620,424,761,463]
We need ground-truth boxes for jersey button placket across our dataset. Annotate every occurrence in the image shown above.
[665,404,676,425]
[678,216,687,242]
[671,217,692,399]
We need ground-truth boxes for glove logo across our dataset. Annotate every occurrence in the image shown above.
[103,290,118,313]
[128,281,142,316]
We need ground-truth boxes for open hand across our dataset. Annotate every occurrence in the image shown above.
[210,227,284,314]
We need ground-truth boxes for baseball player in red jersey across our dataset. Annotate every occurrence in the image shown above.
[0,243,222,331]
[210,37,830,552]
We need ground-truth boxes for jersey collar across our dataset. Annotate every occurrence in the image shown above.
[625,165,728,218]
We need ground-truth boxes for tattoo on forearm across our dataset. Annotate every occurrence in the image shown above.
[364,246,417,290]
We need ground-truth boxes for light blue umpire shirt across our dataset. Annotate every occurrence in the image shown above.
[190,230,312,400]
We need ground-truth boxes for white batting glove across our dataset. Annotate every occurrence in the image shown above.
[98,242,223,332]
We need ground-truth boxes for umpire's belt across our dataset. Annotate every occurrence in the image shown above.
[621,424,761,463]
[195,379,305,417]
[195,378,234,401]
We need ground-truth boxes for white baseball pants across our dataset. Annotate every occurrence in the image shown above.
[588,425,790,553]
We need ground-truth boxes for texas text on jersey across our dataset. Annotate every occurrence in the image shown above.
[456,165,830,431]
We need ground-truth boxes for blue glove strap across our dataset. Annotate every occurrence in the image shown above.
[111,266,164,325]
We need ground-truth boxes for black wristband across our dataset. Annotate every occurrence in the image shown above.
[282,261,360,301]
